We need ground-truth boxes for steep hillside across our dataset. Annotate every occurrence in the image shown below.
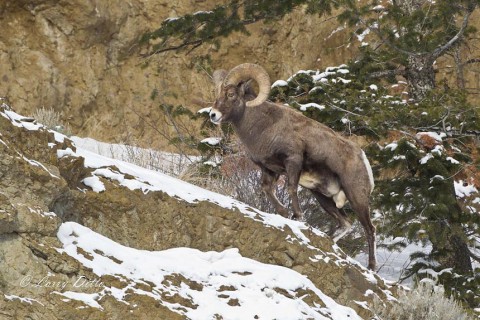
[0,0,352,147]
[0,101,398,318]
[2,1,478,147]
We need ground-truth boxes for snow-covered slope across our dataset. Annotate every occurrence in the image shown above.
[72,135,423,283]
[57,222,360,319]
[1,103,398,319]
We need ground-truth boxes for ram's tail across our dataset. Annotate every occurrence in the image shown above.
[361,150,375,193]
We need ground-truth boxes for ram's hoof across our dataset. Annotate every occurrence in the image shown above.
[291,214,305,222]
[332,222,353,242]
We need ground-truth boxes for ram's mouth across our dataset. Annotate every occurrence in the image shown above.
[210,117,222,125]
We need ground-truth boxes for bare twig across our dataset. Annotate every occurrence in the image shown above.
[326,101,364,117]
[367,68,406,79]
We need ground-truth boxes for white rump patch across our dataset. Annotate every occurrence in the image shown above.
[361,151,375,192]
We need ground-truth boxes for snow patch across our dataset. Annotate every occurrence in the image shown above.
[419,153,433,165]
[454,180,478,198]
[446,157,459,164]
[272,80,288,87]
[57,222,362,320]
[201,137,222,146]
[17,153,59,178]
[356,28,371,42]
[4,294,44,306]
[1,109,43,131]
[71,136,199,176]
[57,148,76,158]
[54,291,103,310]
[384,142,398,151]
[82,176,106,193]
[299,103,325,112]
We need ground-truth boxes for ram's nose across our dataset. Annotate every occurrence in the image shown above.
[209,109,222,124]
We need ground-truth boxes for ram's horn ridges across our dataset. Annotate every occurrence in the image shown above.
[223,63,270,107]
[212,69,228,96]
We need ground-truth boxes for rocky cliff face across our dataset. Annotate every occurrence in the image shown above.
[0,0,369,148]
[2,1,478,148]
[0,101,398,318]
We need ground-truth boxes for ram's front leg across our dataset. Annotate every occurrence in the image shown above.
[260,168,289,218]
[285,155,304,221]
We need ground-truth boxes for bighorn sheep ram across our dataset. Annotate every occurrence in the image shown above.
[209,63,376,270]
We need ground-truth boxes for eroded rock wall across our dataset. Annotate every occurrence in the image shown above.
[0,0,355,147]
[3,1,479,148]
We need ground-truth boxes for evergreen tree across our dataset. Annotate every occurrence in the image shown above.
[141,0,479,100]
[140,0,480,312]
[267,65,480,309]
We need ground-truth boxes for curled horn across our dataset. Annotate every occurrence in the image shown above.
[212,69,228,96]
[223,63,271,107]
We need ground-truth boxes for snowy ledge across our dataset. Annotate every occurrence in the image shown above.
[1,104,399,318]
[56,222,362,319]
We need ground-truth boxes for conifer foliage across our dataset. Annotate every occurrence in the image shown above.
[268,65,480,311]
[141,0,480,314]
[142,0,479,100]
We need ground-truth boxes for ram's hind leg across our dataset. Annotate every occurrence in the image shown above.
[343,187,377,270]
[285,155,304,220]
[356,204,376,271]
[311,190,352,242]
[260,168,289,218]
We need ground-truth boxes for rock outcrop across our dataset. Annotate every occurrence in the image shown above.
[4,0,476,147]
[0,101,397,318]
[0,0,352,147]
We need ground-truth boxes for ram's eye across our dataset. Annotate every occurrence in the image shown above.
[227,92,235,98]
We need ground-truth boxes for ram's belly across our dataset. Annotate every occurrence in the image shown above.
[299,171,347,209]
[299,172,340,195]
[299,172,320,189]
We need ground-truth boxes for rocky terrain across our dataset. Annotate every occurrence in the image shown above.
[0,0,351,147]
[0,101,399,318]
[2,0,478,147]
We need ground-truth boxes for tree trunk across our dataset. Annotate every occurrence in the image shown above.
[453,47,466,90]
[435,221,473,274]
[450,232,473,274]
[429,179,473,274]
[404,54,436,101]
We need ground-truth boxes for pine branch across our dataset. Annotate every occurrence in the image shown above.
[431,4,477,60]
[355,14,420,57]
[141,0,306,57]
[143,15,266,57]
[464,57,480,65]
[367,68,406,79]
[141,39,205,58]
[357,1,478,61]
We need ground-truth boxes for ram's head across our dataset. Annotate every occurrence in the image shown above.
[209,63,271,124]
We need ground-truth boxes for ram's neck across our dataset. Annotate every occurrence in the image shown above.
[231,103,279,151]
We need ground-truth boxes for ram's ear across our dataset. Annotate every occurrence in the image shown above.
[237,79,253,96]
